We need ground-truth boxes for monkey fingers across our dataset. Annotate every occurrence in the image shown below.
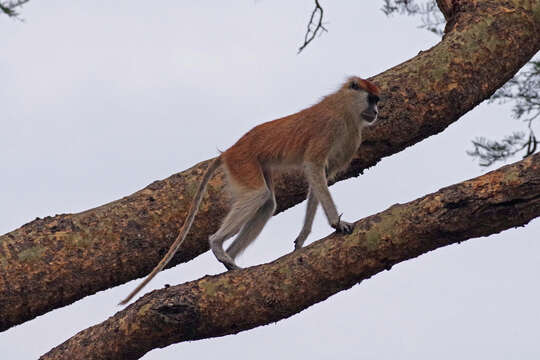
[332,220,355,234]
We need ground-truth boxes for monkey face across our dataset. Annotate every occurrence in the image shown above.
[360,93,379,125]
[347,77,380,125]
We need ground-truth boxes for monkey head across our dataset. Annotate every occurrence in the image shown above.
[346,77,380,125]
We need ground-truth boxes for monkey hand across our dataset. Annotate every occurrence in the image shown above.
[332,220,355,234]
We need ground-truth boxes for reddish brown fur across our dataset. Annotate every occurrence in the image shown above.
[222,76,375,191]
[120,76,380,298]
[359,79,380,95]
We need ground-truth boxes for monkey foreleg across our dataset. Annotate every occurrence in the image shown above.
[304,162,355,235]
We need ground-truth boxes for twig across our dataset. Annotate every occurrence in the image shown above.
[298,0,327,53]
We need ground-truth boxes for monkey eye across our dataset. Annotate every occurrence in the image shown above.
[350,81,360,90]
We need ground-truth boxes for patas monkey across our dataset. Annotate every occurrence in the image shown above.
[119,76,380,305]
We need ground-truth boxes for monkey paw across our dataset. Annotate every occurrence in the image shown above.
[223,262,242,271]
[294,230,310,250]
[332,220,354,234]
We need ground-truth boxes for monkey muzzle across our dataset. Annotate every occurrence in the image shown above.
[361,112,378,123]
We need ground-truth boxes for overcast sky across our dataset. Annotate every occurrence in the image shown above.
[1,1,539,359]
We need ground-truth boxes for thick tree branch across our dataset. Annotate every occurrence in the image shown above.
[1,0,539,332]
[41,153,540,360]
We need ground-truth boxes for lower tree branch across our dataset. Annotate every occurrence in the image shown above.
[41,153,540,360]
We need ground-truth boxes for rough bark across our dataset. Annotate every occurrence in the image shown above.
[40,153,540,360]
[1,0,539,332]
[437,0,455,20]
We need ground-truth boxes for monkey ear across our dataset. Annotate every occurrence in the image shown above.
[350,81,360,90]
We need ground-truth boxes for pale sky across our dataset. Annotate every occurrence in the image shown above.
[1,1,539,359]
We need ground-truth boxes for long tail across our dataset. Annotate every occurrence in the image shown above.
[119,157,222,305]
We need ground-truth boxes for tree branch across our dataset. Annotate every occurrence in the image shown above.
[469,59,540,166]
[1,0,539,332]
[298,0,327,53]
[41,153,540,360]
[382,1,446,35]
[436,0,454,20]
[0,0,29,18]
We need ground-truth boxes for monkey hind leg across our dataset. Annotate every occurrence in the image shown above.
[227,194,276,260]
[209,188,271,270]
